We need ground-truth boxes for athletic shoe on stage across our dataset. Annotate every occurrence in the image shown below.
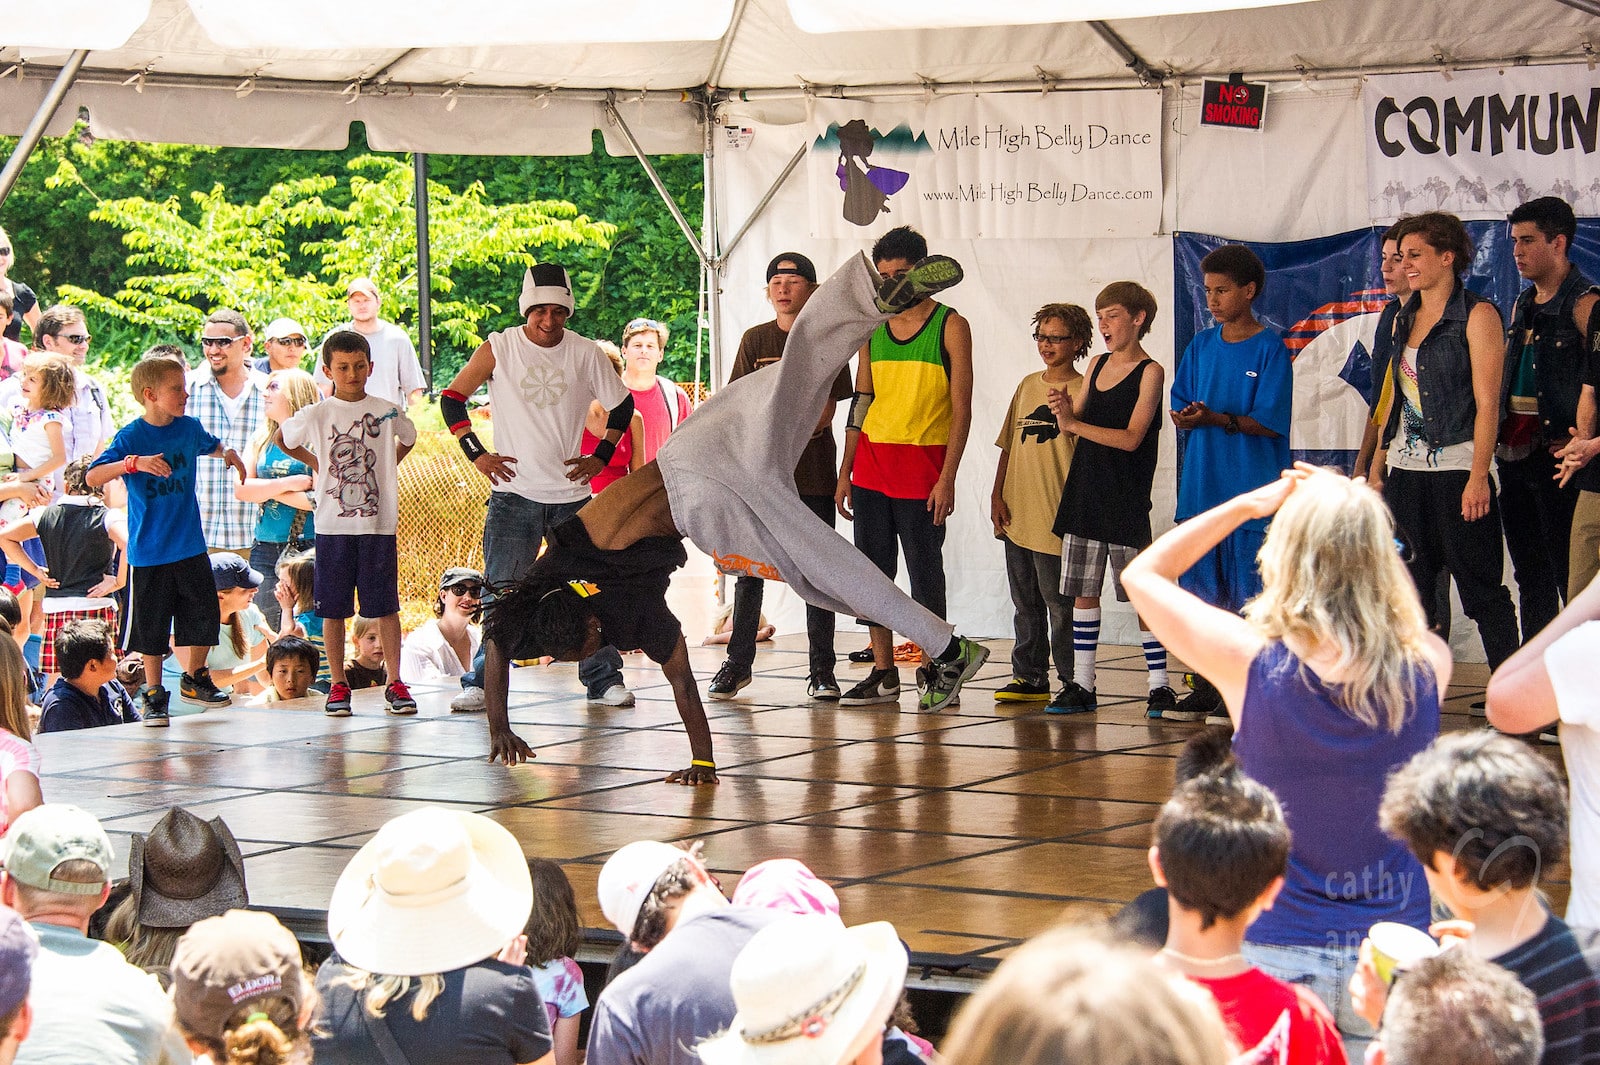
[385,681,418,715]
[450,687,486,713]
[996,678,1051,702]
[840,668,901,706]
[1046,681,1096,715]
[708,660,752,700]
[918,637,989,713]
[180,668,231,707]
[140,685,170,728]
[807,672,842,701]
[589,684,636,707]
[1163,677,1221,722]
[1146,685,1178,719]
[324,682,353,717]
[876,255,964,313]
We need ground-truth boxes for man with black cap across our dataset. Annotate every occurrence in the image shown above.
[440,262,639,713]
[707,253,851,702]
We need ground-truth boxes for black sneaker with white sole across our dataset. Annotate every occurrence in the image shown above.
[708,659,753,700]
[840,668,901,706]
[806,673,842,701]
[180,668,231,707]
[139,685,170,728]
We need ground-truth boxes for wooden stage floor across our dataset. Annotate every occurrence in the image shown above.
[34,637,1566,973]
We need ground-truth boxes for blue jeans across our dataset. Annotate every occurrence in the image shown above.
[462,491,624,696]
[1242,941,1373,1059]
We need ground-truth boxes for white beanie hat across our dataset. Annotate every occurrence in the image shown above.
[520,263,576,316]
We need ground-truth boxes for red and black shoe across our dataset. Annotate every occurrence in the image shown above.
[385,681,418,716]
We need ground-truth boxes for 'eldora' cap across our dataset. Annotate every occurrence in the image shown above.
[171,910,308,1044]
[0,804,113,895]
[765,253,817,284]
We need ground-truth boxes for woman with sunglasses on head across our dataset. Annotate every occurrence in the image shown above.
[401,567,485,688]
[618,317,691,463]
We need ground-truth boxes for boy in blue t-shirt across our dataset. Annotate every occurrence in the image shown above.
[1167,245,1292,722]
[87,355,247,725]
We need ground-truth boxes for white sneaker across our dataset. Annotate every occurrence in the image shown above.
[589,684,636,708]
[450,687,487,713]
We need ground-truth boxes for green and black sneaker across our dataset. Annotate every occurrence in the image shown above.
[875,255,964,313]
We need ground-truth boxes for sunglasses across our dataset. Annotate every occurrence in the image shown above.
[56,333,91,345]
[444,583,485,597]
[200,335,243,348]
[1032,333,1078,344]
[0,246,11,255]
[271,336,308,347]
[625,317,664,333]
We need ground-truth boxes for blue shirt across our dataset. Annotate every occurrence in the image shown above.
[253,440,316,543]
[1170,326,1293,531]
[91,416,220,566]
[38,677,138,732]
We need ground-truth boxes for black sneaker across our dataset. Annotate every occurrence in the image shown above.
[1163,677,1221,722]
[848,647,875,663]
[806,673,842,701]
[995,678,1051,702]
[708,659,753,701]
[876,255,965,313]
[1146,685,1178,719]
[1047,681,1097,715]
[180,668,231,707]
[840,667,901,706]
[139,685,170,728]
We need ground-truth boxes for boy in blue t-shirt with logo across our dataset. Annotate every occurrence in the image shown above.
[87,355,247,726]
[1167,245,1292,723]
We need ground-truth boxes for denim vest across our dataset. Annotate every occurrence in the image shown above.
[1382,281,1501,451]
[1500,264,1597,443]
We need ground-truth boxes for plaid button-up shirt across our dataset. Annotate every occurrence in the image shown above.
[187,366,268,551]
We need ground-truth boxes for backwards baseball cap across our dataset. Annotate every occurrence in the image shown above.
[0,804,114,895]
[520,263,576,316]
[766,253,817,285]
[597,840,689,939]
[263,317,308,342]
[0,906,38,1018]
[171,910,308,1045]
[345,277,381,299]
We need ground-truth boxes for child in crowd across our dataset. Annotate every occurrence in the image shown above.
[1166,245,1292,723]
[990,303,1090,704]
[1151,759,1347,1064]
[37,618,139,732]
[1044,283,1173,716]
[256,635,319,704]
[275,550,330,693]
[0,634,41,835]
[163,554,273,701]
[5,352,75,500]
[1354,731,1600,1062]
[278,330,416,716]
[344,615,386,690]
[87,354,247,725]
[525,858,589,1065]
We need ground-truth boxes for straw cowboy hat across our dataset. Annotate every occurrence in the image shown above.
[326,807,531,976]
[698,916,908,1065]
[130,807,248,928]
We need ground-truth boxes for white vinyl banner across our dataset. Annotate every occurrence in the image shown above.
[1363,66,1600,221]
[806,93,1163,240]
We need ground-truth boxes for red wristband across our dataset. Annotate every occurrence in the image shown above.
[124,455,138,475]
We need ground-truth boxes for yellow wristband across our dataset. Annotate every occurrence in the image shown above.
[691,759,716,768]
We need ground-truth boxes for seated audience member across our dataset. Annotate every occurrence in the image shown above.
[1152,761,1347,1064]
[254,636,319,704]
[37,620,138,732]
[0,804,190,1065]
[589,840,777,1065]
[1353,731,1600,1062]
[526,858,588,1065]
[162,553,272,701]
[697,915,908,1065]
[0,904,37,1065]
[274,551,329,692]
[170,909,317,1065]
[314,807,552,1064]
[940,925,1231,1065]
[1369,950,1544,1065]
[102,807,248,979]
[0,638,40,837]
[343,615,386,690]
[1486,572,1600,926]
[400,567,484,688]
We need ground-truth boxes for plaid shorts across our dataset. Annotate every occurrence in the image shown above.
[1059,534,1141,603]
[43,602,119,674]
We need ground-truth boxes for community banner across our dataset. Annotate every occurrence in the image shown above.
[805,93,1162,240]
[1362,65,1600,222]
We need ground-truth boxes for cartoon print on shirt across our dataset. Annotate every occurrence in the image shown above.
[325,412,392,517]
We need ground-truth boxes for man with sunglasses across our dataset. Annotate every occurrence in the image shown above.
[255,317,311,374]
[29,305,115,461]
[189,309,268,554]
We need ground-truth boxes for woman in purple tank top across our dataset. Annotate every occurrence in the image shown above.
[1124,465,1452,1047]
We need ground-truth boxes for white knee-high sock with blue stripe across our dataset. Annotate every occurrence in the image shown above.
[1072,607,1100,690]
[1141,629,1169,691]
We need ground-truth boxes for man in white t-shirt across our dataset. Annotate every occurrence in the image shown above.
[1486,570,1600,927]
[314,277,427,407]
[440,263,638,712]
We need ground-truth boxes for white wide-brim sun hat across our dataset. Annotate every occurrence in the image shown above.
[327,807,532,977]
[699,916,908,1065]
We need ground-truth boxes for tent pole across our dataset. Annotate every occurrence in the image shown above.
[0,50,89,209]
[718,142,806,266]
[703,102,725,392]
[605,98,710,265]
[413,151,434,393]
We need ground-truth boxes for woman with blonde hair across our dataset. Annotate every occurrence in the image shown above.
[0,634,42,835]
[940,926,1231,1065]
[1123,464,1450,1047]
[236,369,320,628]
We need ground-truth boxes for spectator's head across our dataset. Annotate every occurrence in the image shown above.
[1373,949,1543,1065]
[1094,282,1158,343]
[518,264,574,346]
[0,637,30,743]
[524,858,581,968]
[142,343,190,367]
[1174,728,1233,785]
[265,637,319,702]
[1151,762,1289,932]
[1382,219,1411,297]
[1393,211,1474,283]
[621,316,669,376]
[130,354,188,418]
[262,318,311,372]
[171,909,315,1065]
[0,906,37,1065]
[596,340,625,376]
[0,287,11,319]
[598,839,721,950]
[350,615,381,665]
[0,227,13,277]
[765,253,817,321]
[698,916,908,1065]
[1031,302,1094,363]
[0,589,18,630]
[35,305,90,364]
[1379,731,1566,907]
[345,277,382,325]
[261,369,319,446]
[277,550,315,616]
[62,457,102,500]
[1244,466,1431,733]
[327,809,531,987]
[19,353,76,413]
[54,619,116,686]
[0,805,114,930]
[1508,195,1577,248]
[1509,197,1577,285]
[1199,244,1267,301]
[732,858,841,921]
[434,567,485,621]
[319,331,371,399]
[871,226,928,274]
[200,310,253,377]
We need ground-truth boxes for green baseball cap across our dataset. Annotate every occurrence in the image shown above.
[1,805,114,895]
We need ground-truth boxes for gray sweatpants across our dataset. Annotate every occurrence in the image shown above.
[656,253,956,656]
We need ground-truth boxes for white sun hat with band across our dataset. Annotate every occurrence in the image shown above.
[698,915,908,1065]
[326,807,532,976]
